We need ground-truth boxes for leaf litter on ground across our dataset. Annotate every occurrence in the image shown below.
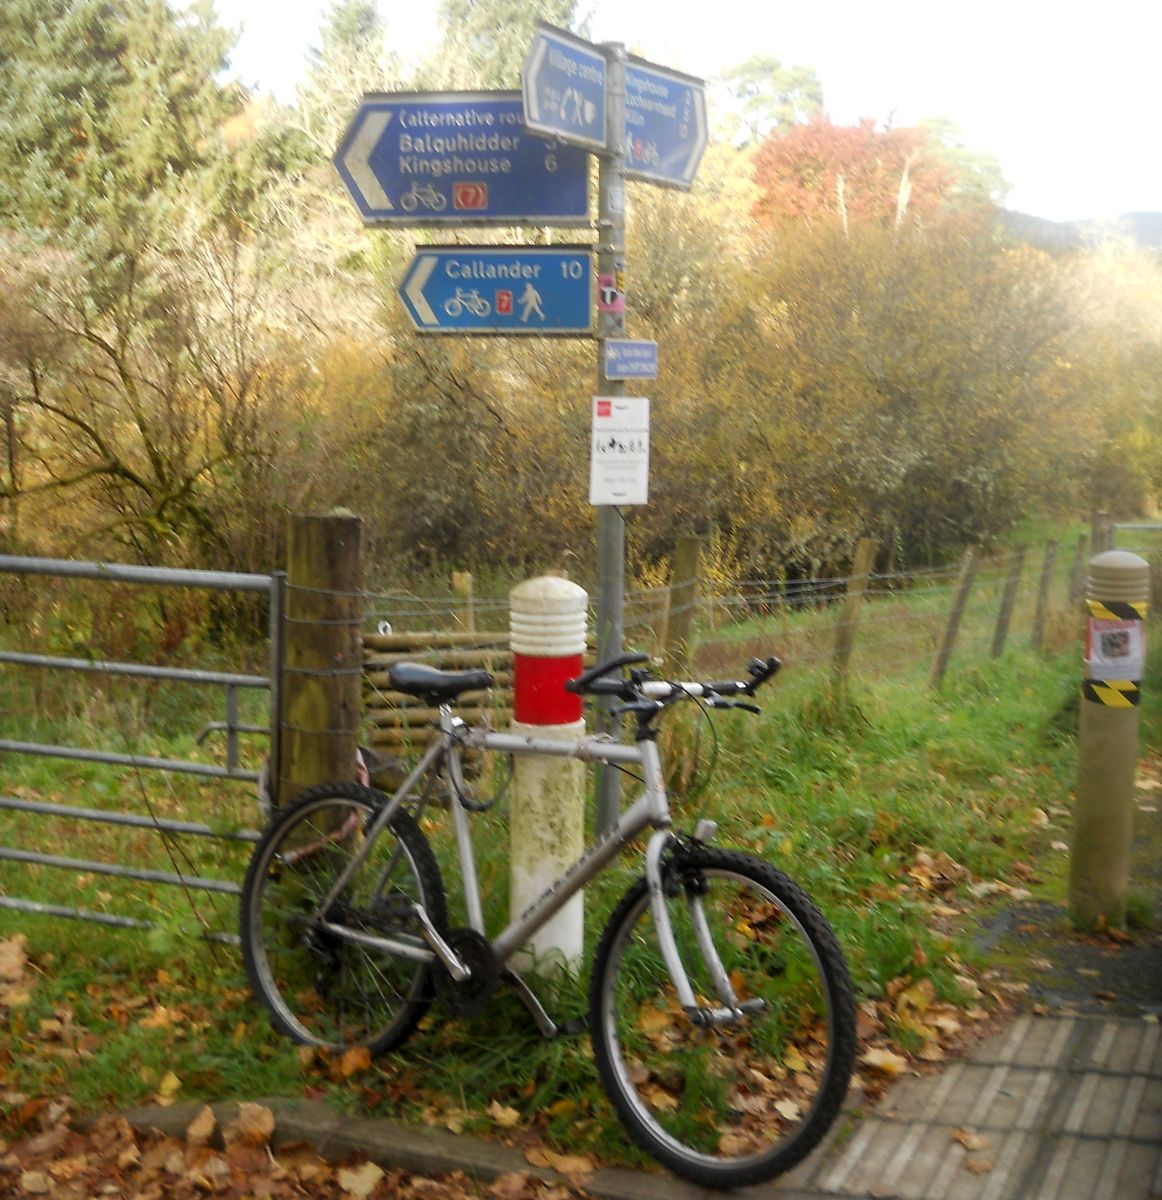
[0,1095,595,1200]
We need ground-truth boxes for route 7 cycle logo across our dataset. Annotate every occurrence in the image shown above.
[453,182,488,211]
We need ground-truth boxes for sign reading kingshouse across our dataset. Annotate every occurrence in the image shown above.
[333,92,589,226]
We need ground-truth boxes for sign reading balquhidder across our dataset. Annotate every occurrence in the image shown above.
[334,92,589,226]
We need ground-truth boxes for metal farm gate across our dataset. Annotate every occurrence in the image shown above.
[0,556,284,943]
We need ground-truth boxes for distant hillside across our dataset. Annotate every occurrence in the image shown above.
[1003,210,1162,251]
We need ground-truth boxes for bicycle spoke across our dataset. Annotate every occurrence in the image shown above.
[591,847,855,1189]
[241,783,446,1055]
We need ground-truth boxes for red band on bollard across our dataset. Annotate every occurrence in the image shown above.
[513,652,584,724]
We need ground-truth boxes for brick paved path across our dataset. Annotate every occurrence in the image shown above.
[775,1014,1161,1200]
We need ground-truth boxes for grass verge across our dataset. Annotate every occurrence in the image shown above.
[1,640,1085,1167]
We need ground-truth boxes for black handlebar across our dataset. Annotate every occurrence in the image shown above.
[565,652,781,702]
[564,652,650,695]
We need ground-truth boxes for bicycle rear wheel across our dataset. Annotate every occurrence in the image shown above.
[590,843,856,1189]
[240,781,446,1055]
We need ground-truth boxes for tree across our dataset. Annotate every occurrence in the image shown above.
[0,226,287,562]
[421,0,580,89]
[719,56,823,144]
[295,0,406,160]
[918,117,1008,211]
[1050,242,1162,516]
[752,117,962,230]
[0,0,237,231]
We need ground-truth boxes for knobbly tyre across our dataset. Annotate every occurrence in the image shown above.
[240,651,857,1189]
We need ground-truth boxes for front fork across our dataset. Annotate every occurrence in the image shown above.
[644,826,767,1028]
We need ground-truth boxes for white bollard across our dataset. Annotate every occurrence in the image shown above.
[509,576,588,974]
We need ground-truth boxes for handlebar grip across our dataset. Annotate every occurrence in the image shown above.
[746,656,782,690]
[565,651,651,694]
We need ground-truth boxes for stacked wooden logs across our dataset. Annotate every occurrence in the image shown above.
[362,629,512,750]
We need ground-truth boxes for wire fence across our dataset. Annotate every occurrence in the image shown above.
[0,528,1144,943]
[360,538,1095,709]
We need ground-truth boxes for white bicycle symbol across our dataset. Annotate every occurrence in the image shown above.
[400,183,447,213]
[444,288,490,318]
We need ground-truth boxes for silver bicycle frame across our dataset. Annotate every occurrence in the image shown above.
[307,703,730,1015]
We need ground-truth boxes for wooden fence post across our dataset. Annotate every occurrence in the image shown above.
[277,510,364,808]
[930,547,977,690]
[662,535,704,677]
[1032,540,1059,652]
[1091,511,1114,555]
[1069,534,1088,604]
[452,570,475,633]
[991,546,1026,657]
[832,538,877,690]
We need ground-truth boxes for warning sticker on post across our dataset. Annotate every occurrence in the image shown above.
[1085,615,1145,681]
[589,396,649,506]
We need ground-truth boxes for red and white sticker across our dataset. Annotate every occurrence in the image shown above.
[597,274,625,313]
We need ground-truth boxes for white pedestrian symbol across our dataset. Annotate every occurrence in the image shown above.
[518,282,545,322]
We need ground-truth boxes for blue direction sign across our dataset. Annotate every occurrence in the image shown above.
[333,92,588,226]
[604,339,658,380]
[624,59,708,188]
[399,247,594,336]
[522,24,608,152]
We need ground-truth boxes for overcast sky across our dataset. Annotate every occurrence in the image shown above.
[213,0,1160,223]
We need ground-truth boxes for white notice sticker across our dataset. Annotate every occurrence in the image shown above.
[1085,617,1145,681]
[589,396,649,506]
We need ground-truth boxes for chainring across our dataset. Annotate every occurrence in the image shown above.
[434,927,499,1018]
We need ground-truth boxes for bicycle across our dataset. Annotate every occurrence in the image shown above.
[240,651,857,1189]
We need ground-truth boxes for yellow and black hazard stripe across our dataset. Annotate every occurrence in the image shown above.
[1082,679,1141,707]
[1086,599,1148,622]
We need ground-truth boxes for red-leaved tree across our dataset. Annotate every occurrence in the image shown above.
[752,117,956,229]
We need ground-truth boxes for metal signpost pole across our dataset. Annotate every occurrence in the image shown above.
[594,45,627,834]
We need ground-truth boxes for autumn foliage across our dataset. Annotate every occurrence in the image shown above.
[0,0,1157,586]
[752,118,955,228]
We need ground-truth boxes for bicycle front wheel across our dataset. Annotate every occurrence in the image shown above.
[241,781,446,1055]
[590,844,856,1190]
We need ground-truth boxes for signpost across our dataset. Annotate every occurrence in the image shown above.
[398,247,593,335]
[333,92,589,225]
[521,23,706,828]
[330,28,709,832]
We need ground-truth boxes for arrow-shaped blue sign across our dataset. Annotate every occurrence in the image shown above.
[521,25,608,152]
[522,26,708,189]
[624,60,708,188]
[333,92,589,225]
[399,247,593,336]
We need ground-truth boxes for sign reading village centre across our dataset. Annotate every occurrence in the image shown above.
[333,92,589,226]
